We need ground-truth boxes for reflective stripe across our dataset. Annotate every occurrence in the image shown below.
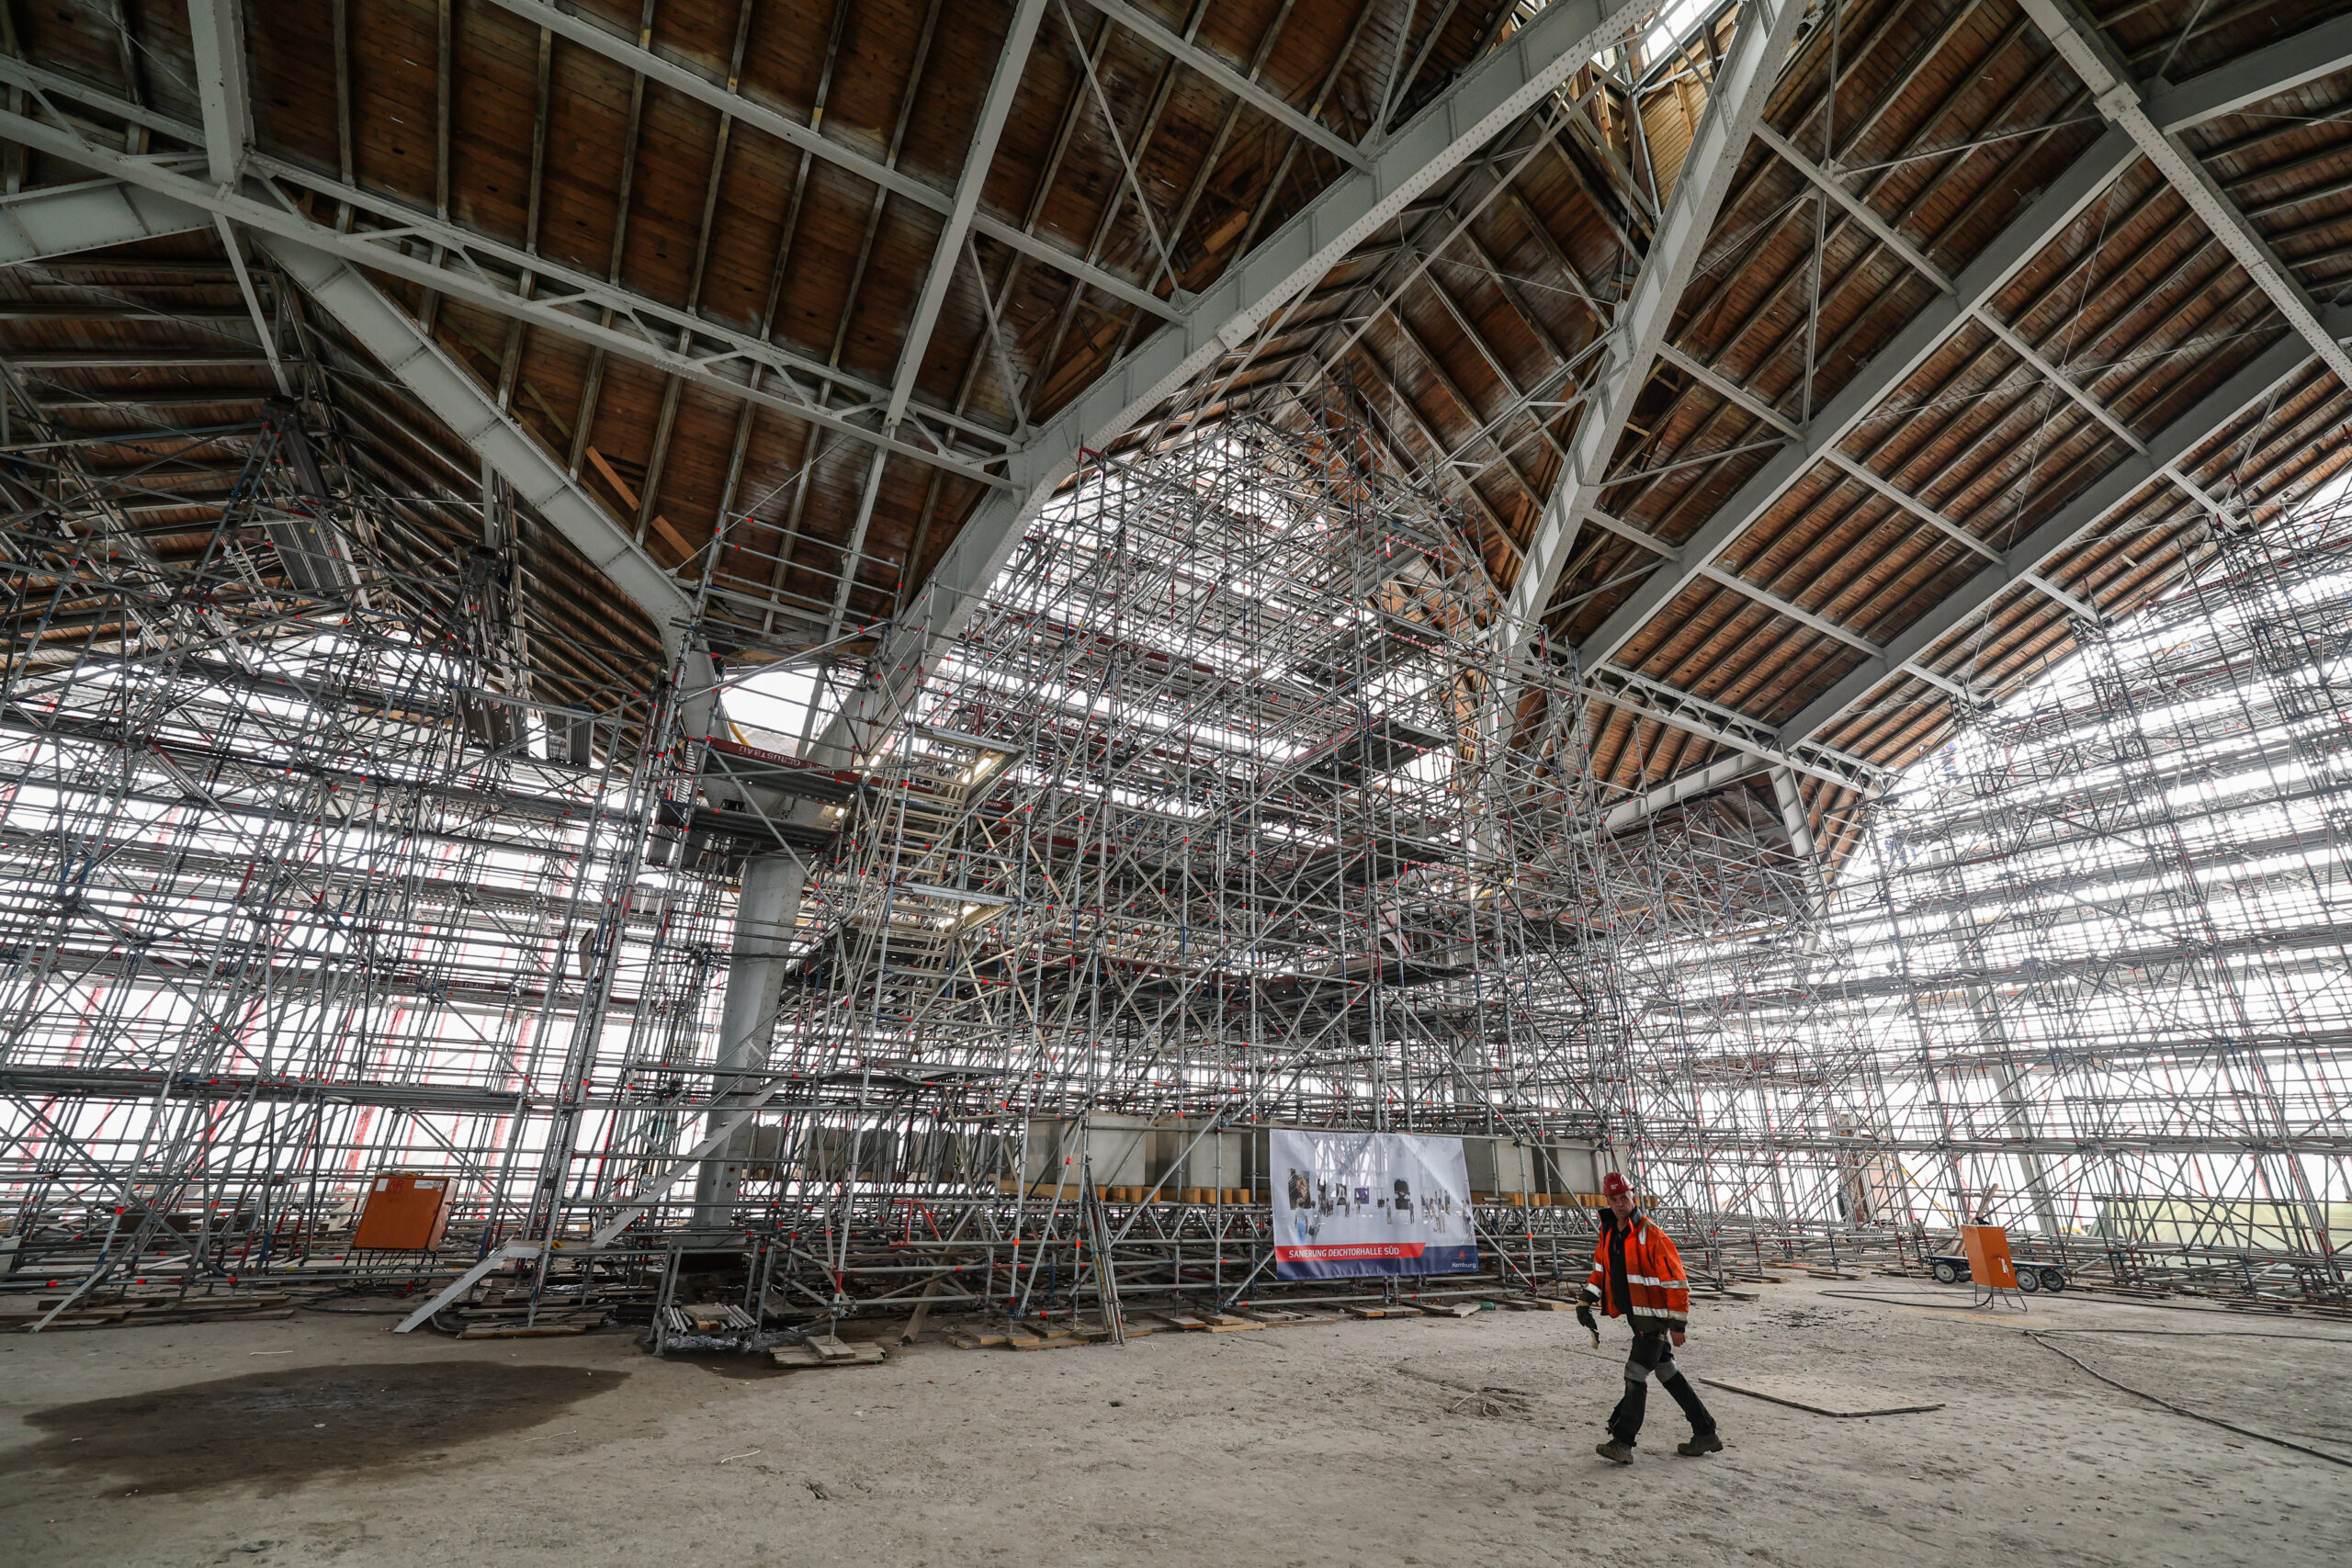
[1589,1213,1696,1326]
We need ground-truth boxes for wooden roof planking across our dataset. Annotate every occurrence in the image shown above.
[6,0,2352,859]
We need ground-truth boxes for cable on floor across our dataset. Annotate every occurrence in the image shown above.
[2030,1327,2352,1346]
[2021,1331,2352,1470]
[1690,1377,1944,1418]
[1555,1342,1943,1418]
[1817,1289,2019,1312]
[1818,1289,2352,1337]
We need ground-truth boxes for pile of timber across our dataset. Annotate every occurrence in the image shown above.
[772,1332,888,1368]
[0,1288,293,1329]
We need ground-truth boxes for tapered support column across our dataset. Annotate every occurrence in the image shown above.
[692,852,806,1227]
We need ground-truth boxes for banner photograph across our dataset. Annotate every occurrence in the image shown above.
[1270,1129,1478,1279]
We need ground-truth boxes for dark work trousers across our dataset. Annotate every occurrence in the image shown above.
[1607,1330,1716,1446]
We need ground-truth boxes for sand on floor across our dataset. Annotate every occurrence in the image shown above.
[3,1277,2346,1567]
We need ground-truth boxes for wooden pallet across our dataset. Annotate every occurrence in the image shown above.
[772,1333,888,1368]
[1344,1304,1419,1319]
[1152,1310,1263,1332]
[1229,1307,1329,1327]
[1415,1301,1485,1317]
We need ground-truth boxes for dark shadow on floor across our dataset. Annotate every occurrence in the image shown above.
[9,1360,627,1495]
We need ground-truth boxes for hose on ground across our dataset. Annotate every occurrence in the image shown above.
[2020,1330,2352,1470]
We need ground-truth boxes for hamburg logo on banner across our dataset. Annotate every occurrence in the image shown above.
[1271,1129,1477,1279]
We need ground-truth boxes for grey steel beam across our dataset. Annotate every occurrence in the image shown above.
[472,0,1181,324]
[1571,123,2142,674]
[1074,0,1369,171]
[185,0,250,186]
[811,0,1657,762]
[1778,310,2346,746]
[1585,663,1893,794]
[183,2,289,398]
[2020,0,2352,392]
[1600,752,1761,831]
[832,0,1049,638]
[0,61,1024,470]
[0,54,190,141]
[0,177,205,262]
[886,0,1047,436]
[2146,9,2352,133]
[1504,0,1806,647]
[260,236,697,649]
[1695,561,1882,656]
[1767,763,1827,917]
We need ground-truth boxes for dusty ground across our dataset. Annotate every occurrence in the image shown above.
[3,1279,2346,1566]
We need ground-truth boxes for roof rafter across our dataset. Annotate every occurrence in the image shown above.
[260,238,696,652]
[815,0,1658,761]
[833,0,1050,640]
[1778,306,2352,749]
[2018,0,2352,392]
[472,0,1182,324]
[1073,0,1370,171]
[1505,0,1808,649]
[1570,120,2142,674]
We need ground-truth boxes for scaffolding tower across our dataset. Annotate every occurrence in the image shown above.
[0,384,731,1297]
[9,387,2352,1321]
[1619,492,2352,1300]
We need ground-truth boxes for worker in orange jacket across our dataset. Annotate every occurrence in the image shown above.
[1577,1170,1721,1461]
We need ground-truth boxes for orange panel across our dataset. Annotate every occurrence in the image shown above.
[1961,1224,2018,1290]
[353,1173,453,1251]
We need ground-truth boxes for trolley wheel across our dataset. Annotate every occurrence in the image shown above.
[1931,1261,1959,1284]
[2040,1268,2066,1293]
[2016,1267,2041,1292]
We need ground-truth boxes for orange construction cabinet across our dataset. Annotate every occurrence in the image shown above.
[353,1173,454,1251]
[1960,1224,2020,1290]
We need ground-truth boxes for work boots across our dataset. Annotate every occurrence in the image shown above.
[1594,1438,1634,1464]
[1676,1431,1724,1457]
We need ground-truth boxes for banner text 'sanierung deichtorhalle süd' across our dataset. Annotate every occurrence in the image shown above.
[1269,1129,1477,1279]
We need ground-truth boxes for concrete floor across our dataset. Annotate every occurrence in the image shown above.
[3,1279,2346,1566]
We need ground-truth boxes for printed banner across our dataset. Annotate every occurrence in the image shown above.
[1270,1129,1478,1279]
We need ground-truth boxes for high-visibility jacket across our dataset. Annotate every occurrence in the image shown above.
[1586,1212,1690,1332]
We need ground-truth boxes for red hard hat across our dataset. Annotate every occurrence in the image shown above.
[1601,1171,1632,1198]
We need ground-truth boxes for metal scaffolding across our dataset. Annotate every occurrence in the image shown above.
[8,387,2351,1326]
[1616,489,2352,1302]
[0,382,730,1301]
[673,399,1637,1321]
